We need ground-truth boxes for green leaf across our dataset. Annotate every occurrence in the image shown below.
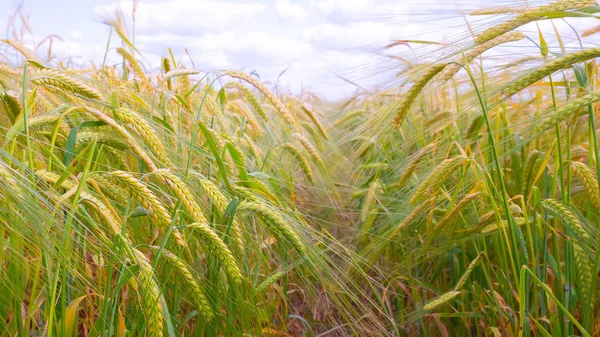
[573,64,589,88]
[63,120,105,166]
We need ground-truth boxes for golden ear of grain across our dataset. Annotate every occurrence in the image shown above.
[301,122,324,150]
[150,247,214,321]
[300,105,328,140]
[116,47,147,83]
[226,82,269,122]
[475,0,597,44]
[502,49,600,98]
[30,68,102,100]
[153,169,208,223]
[388,197,434,241]
[195,177,244,251]
[187,222,243,284]
[571,161,600,213]
[454,253,483,290]
[397,143,437,188]
[0,91,23,124]
[393,63,448,128]
[441,32,525,82]
[133,249,165,337]
[541,199,589,241]
[2,39,41,62]
[429,192,480,238]
[423,291,461,311]
[293,133,325,169]
[76,129,129,150]
[162,69,201,81]
[108,170,186,247]
[238,201,307,256]
[35,170,123,236]
[85,107,158,171]
[573,243,592,299]
[114,107,172,167]
[0,62,21,77]
[410,155,468,204]
[283,143,314,184]
[583,25,600,37]
[538,92,600,131]
[225,71,295,126]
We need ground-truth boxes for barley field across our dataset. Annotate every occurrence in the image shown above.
[1,0,600,336]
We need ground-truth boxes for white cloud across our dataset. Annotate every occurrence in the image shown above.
[303,21,395,50]
[275,0,306,21]
[95,0,266,35]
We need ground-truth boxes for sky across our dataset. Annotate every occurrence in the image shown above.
[1,1,599,100]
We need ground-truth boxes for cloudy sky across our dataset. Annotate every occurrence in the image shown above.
[1,1,598,99]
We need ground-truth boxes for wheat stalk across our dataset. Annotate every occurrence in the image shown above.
[393,63,448,128]
[31,68,102,100]
[283,143,314,184]
[150,247,213,321]
[187,222,243,284]
[238,201,307,256]
[225,71,295,126]
[108,170,186,247]
[502,49,600,98]
[423,291,461,311]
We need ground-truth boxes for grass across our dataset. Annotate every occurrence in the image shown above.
[1,0,600,336]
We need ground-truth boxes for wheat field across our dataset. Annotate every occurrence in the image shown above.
[1,0,600,336]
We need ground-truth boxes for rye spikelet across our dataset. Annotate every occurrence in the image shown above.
[0,91,23,123]
[423,291,461,311]
[441,32,525,82]
[283,143,314,184]
[195,177,244,250]
[108,170,186,246]
[430,192,480,236]
[86,107,158,171]
[114,107,172,167]
[410,155,468,204]
[293,133,325,168]
[582,25,600,37]
[162,69,201,81]
[388,197,434,241]
[393,63,448,128]
[573,242,592,298]
[76,129,129,150]
[30,69,102,100]
[150,247,213,321]
[226,82,268,122]
[187,222,243,284]
[332,109,365,128]
[502,49,600,97]
[475,0,597,44]
[538,92,600,131]
[238,201,307,256]
[541,199,589,241]
[571,161,600,212]
[301,122,324,150]
[0,62,21,77]
[2,39,41,62]
[225,71,295,125]
[397,143,437,188]
[153,169,208,223]
[300,105,328,140]
[133,249,165,337]
[454,253,483,290]
[116,47,147,82]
